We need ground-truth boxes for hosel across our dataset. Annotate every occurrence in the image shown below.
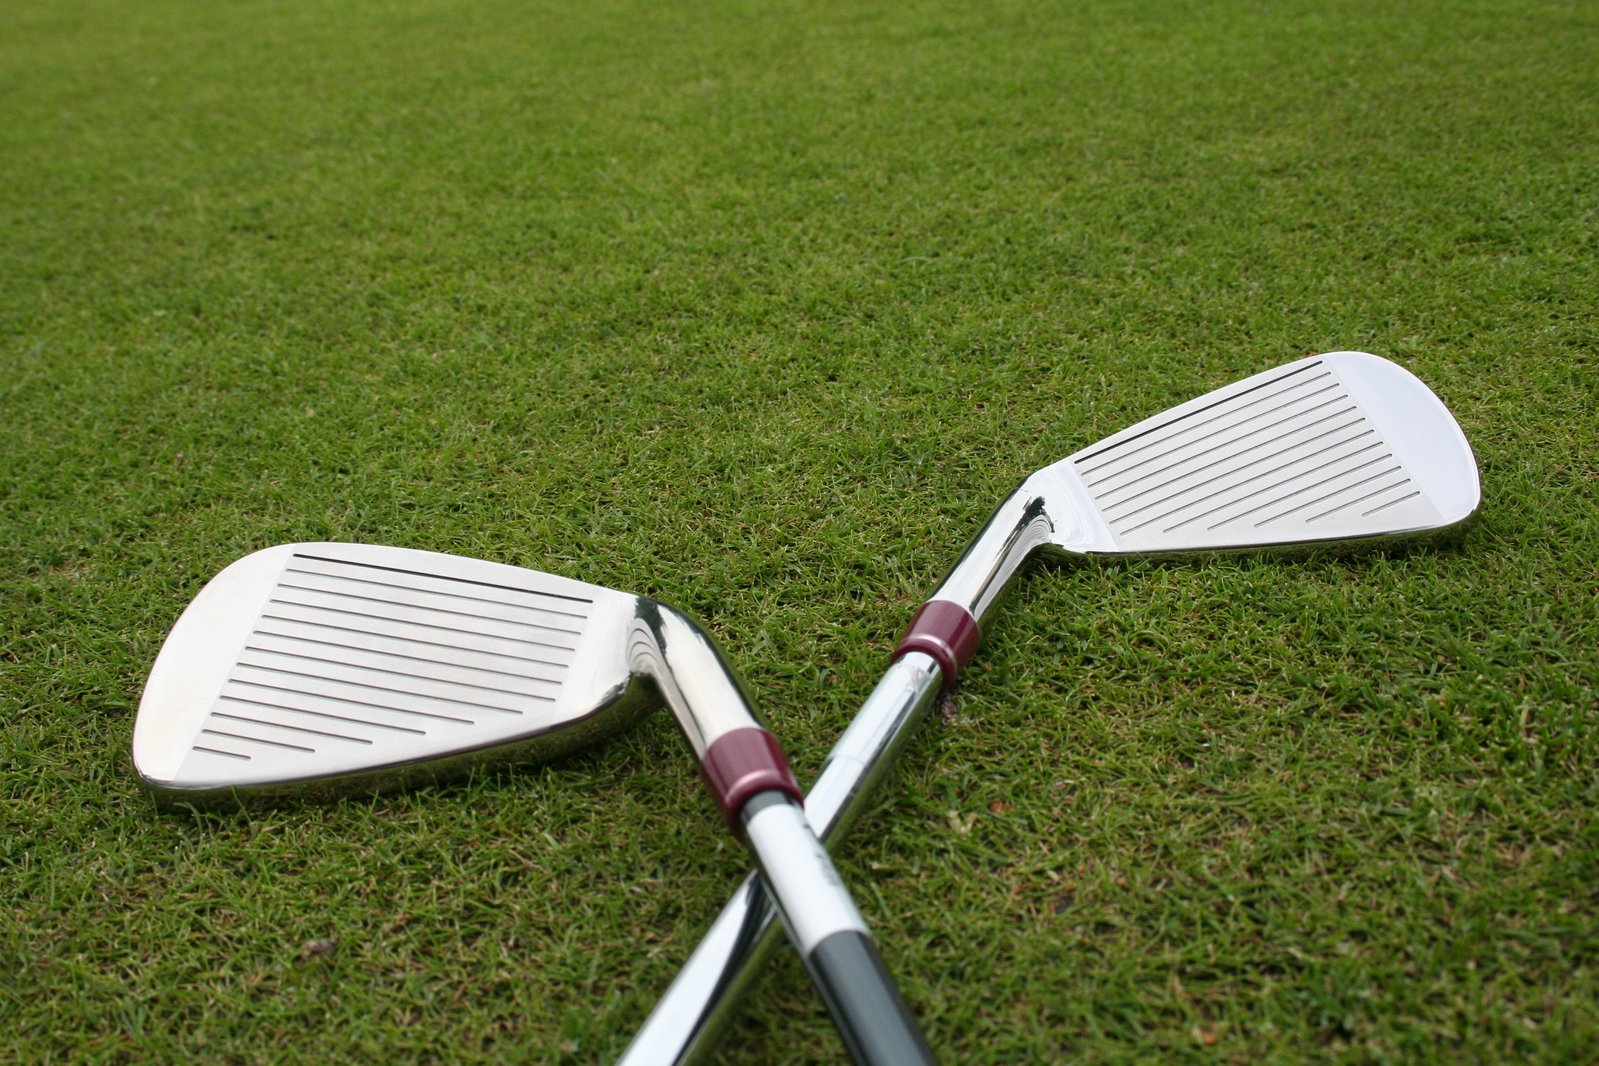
[893,480,1060,692]
[626,599,804,824]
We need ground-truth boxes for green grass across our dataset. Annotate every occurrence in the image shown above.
[3,0,1595,1061]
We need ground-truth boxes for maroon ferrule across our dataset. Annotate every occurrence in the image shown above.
[892,599,980,693]
[700,728,804,828]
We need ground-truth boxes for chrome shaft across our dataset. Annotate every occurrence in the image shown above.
[617,653,944,1065]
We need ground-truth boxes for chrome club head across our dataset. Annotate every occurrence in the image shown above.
[135,544,691,799]
[930,352,1480,620]
[1042,350,1480,555]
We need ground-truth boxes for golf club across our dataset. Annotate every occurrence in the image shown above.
[619,350,1481,1063]
[132,543,935,1066]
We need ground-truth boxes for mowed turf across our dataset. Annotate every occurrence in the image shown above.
[2,0,1595,1062]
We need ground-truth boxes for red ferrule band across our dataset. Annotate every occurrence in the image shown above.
[700,728,803,828]
[892,600,980,693]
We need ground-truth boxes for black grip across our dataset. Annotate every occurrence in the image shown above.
[806,929,936,1065]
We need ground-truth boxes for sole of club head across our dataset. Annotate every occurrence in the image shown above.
[1043,351,1480,556]
[133,543,657,805]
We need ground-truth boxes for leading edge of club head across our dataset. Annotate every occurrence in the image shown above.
[1035,351,1480,557]
[132,543,659,805]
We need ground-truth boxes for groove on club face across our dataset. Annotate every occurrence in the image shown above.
[133,544,656,799]
[1050,351,1480,555]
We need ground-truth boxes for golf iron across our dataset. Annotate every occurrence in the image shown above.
[132,543,935,1066]
[620,350,1481,1064]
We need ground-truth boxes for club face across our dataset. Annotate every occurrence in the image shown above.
[1043,351,1480,555]
[133,544,656,802]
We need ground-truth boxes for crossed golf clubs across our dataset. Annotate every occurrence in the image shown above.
[135,352,1479,1064]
